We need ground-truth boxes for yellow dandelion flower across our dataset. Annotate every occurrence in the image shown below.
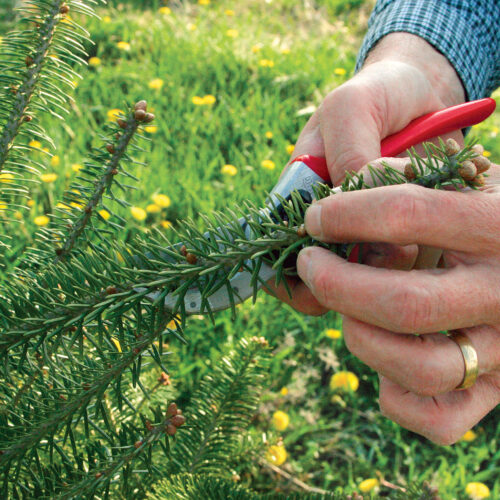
[146,203,161,214]
[148,78,164,90]
[334,67,346,76]
[29,140,42,149]
[56,202,70,209]
[89,56,101,67]
[330,371,359,392]
[203,94,216,105]
[265,131,273,139]
[72,79,79,88]
[0,173,14,183]
[198,0,210,5]
[187,23,197,31]
[221,164,238,176]
[145,125,158,134]
[259,59,275,68]
[161,220,172,229]
[261,160,275,170]
[251,44,262,53]
[50,155,60,167]
[359,478,379,493]
[102,15,112,23]
[130,206,147,221]
[107,108,124,122]
[466,482,490,499]
[158,6,171,15]
[110,337,122,353]
[280,47,291,55]
[0,203,7,211]
[483,150,491,157]
[40,173,57,183]
[279,387,288,396]
[70,202,84,209]
[226,29,239,38]
[117,41,130,51]
[42,147,50,153]
[152,193,171,208]
[266,445,287,466]
[34,215,49,226]
[225,9,235,15]
[99,209,110,221]
[27,199,35,208]
[72,163,83,172]
[14,210,22,220]
[192,95,205,105]
[167,315,181,330]
[286,144,295,155]
[325,328,342,339]
[461,430,477,442]
[272,411,290,431]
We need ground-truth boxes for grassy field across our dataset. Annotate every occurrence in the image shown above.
[1,0,500,497]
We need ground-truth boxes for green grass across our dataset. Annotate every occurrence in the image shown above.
[1,0,500,497]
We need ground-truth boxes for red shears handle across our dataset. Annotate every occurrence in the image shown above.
[294,97,496,182]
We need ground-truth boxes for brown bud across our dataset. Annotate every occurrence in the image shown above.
[106,144,115,154]
[84,206,92,214]
[166,402,178,417]
[297,225,307,238]
[134,100,147,111]
[166,424,177,436]
[133,347,141,354]
[117,119,128,129]
[171,415,186,427]
[404,163,416,181]
[458,160,477,181]
[186,252,197,265]
[134,440,143,449]
[23,115,32,122]
[25,55,34,67]
[106,285,118,295]
[158,371,171,386]
[70,326,77,332]
[471,155,491,174]
[134,109,147,121]
[444,138,460,156]
[82,383,91,391]
[473,174,485,186]
[59,394,67,400]
[472,144,484,156]
[144,113,155,123]
[145,420,153,432]
[59,4,70,14]
[55,247,64,256]
[180,245,187,257]
[115,133,121,140]
[110,168,118,175]
[95,472,102,479]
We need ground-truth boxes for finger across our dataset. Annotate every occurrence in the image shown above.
[303,182,499,254]
[378,374,500,445]
[342,315,500,396]
[296,246,500,332]
[264,276,328,316]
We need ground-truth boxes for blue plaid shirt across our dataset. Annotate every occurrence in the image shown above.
[355,0,500,101]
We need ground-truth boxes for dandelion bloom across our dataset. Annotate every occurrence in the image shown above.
[99,209,110,221]
[226,29,239,38]
[272,411,290,431]
[14,211,22,220]
[130,206,147,221]
[187,23,197,31]
[161,220,172,229]
[102,15,112,23]
[259,59,275,68]
[0,172,14,183]
[116,41,130,51]
[483,150,491,157]
[265,131,273,139]
[167,315,181,330]
[279,387,288,396]
[261,160,275,170]
[286,144,295,155]
[325,328,342,339]
[359,478,379,493]
[251,44,262,53]
[152,194,171,208]
[334,67,346,76]
[56,202,70,209]
[203,94,216,105]
[198,0,210,5]
[27,199,35,207]
[50,155,60,168]
[221,164,237,176]
[107,108,124,122]
[266,445,287,466]
[146,204,161,214]
[72,163,83,172]
[148,78,164,90]
[192,96,205,105]
[34,215,49,226]
[158,6,171,15]
[29,140,42,149]
[461,430,477,442]
[330,371,359,392]
[145,126,158,134]
[40,173,57,183]
[0,203,7,212]
[280,47,291,55]
[88,56,101,67]
[224,9,235,15]
[466,482,490,499]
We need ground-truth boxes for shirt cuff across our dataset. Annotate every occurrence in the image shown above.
[355,0,499,101]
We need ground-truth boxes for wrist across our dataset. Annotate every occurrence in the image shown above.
[362,33,465,107]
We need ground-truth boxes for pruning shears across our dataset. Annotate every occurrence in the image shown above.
[139,97,496,315]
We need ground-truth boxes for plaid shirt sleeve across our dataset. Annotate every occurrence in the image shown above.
[355,0,500,101]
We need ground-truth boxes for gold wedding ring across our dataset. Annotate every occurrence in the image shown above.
[449,332,479,390]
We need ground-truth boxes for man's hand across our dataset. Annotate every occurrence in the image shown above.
[295,162,500,445]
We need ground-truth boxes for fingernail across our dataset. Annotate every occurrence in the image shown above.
[305,204,322,239]
[297,247,313,288]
